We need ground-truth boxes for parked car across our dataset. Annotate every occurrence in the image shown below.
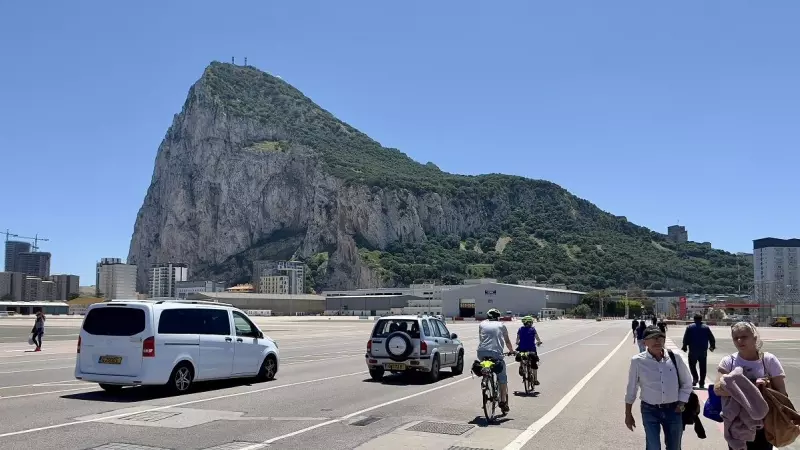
[75,299,279,394]
[365,314,464,382]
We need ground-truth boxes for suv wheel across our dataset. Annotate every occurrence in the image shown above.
[452,350,464,375]
[427,355,441,383]
[369,367,385,381]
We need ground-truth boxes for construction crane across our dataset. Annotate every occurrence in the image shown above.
[2,229,50,252]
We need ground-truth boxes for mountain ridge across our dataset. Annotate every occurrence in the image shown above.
[127,62,750,294]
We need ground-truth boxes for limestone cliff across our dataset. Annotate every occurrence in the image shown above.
[127,62,663,292]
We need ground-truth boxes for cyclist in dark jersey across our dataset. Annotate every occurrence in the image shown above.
[516,315,543,385]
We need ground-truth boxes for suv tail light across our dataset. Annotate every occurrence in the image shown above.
[142,336,155,357]
[77,336,81,354]
[367,340,372,355]
[420,340,428,355]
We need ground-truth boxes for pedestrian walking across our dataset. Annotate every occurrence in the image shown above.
[625,326,693,450]
[632,319,640,343]
[31,310,45,352]
[636,321,648,352]
[715,321,789,450]
[681,313,716,388]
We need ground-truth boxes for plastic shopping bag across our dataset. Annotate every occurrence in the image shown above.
[28,335,35,346]
[703,384,723,422]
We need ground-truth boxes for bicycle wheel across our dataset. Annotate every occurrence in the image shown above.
[481,376,492,422]
[523,362,533,394]
[482,375,497,422]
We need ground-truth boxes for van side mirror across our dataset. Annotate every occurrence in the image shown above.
[450,333,458,339]
[257,331,264,339]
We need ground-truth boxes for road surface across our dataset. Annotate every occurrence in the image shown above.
[0,317,798,450]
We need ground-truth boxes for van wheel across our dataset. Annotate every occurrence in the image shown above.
[258,355,278,381]
[452,351,464,375]
[168,363,194,394]
[427,355,441,383]
[369,368,385,381]
[99,383,123,393]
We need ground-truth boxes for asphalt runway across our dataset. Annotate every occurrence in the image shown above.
[0,318,797,450]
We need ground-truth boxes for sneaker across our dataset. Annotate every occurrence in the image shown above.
[34,348,41,352]
[534,380,540,386]
[499,402,510,414]
[699,383,705,389]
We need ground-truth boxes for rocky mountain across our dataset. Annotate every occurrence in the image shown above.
[128,62,750,294]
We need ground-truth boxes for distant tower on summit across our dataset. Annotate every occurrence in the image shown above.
[667,225,688,244]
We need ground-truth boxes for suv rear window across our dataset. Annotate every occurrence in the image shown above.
[372,319,420,339]
[83,307,146,336]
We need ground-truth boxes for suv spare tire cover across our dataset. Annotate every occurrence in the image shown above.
[385,331,414,361]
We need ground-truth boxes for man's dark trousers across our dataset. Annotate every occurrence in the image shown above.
[687,350,708,386]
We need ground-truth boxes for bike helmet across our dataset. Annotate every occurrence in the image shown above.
[522,315,534,324]
[486,308,501,320]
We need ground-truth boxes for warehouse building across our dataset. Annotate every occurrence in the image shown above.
[324,294,424,316]
[189,292,325,316]
[442,282,585,319]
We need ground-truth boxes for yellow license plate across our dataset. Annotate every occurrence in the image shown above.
[98,355,123,365]
[386,363,406,370]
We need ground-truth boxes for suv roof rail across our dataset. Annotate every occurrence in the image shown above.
[106,299,233,307]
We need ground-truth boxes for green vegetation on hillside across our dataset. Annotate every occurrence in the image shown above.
[373,209,752,293]
[201,62,752,293]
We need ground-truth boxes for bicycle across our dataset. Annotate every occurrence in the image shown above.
[517,351,538,394]
[476,351,514,422]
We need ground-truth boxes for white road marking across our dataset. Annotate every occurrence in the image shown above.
[0,334,78,340]
[0,365,74,374]
[237,327,613,449]
[0,380,78,390]
[0,371,368,439]
[0,387,93,400]
[502,331,629,450]
[0,351,75,359]
[0,357,74,366]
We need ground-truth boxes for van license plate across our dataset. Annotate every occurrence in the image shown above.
[385,363,406,370]
[98,355,123,365]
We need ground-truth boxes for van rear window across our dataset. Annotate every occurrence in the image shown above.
[83,307,146,336]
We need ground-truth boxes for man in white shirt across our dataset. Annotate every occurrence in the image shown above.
[624,326,693,450]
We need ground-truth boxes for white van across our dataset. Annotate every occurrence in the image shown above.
[74,300,279,394]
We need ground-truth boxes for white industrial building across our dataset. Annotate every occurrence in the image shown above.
[323,283,447,315]
[441,282,585,319]
[321,281,584,318]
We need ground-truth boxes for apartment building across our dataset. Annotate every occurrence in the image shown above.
[51,274,80,300]
[753,237,800,304]
[149,263,189,299]
[4,241,30,272]
[97,259,137,300]
[24,277,41,302]
[16,252,51,278]
[0,272,26,301]
[253,260,306,294]
[259,275,289,295]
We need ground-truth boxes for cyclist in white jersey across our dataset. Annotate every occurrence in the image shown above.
[477,308,515,413]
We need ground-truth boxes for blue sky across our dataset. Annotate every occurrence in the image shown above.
[2,1,798,284]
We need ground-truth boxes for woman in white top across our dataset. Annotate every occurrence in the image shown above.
[715,321,788,450]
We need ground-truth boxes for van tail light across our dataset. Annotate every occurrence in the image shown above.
[420,340,428,355]
[367,340,372,355]
[77,336,81,354]
[142,336,155,357]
